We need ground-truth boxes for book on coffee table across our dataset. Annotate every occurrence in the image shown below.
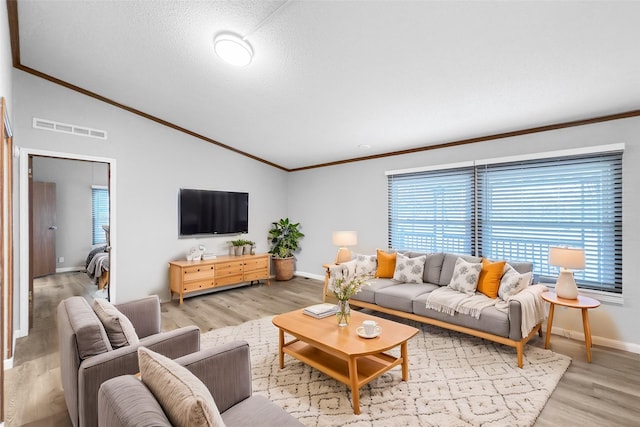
[303,303,338,319]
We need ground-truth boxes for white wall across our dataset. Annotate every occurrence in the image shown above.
[13,71,288,333]
[32,157,108,270]
[288,117,640,352]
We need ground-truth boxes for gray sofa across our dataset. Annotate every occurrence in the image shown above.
[98,341,303,426]
[326,252,543,368]
[57,296,201,427]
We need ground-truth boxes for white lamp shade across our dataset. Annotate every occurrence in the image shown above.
[332,231,357,247]
[549,247,585,270]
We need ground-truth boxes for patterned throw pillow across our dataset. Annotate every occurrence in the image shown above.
[498,264,533,300]
[393,253,426,284]
[353,253,377,277]
[447,257,482,295]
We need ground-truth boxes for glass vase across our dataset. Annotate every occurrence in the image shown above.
[336,299,350,327]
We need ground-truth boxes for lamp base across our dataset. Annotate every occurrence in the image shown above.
[335,247,352,264]
[555,269,579,299]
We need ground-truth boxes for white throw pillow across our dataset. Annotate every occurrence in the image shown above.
[353,253,377,277]
[138,347,226,427]
[92,298,139,349]
[498,264,533,300]
[393,253,426,284]
[447,257,482,295]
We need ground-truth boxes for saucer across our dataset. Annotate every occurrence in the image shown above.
[356,326,381,339]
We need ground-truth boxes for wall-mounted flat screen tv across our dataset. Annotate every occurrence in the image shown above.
[179,189,248,236]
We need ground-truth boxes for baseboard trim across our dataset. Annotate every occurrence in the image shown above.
[294,271,324,281]
[4,355,14,370]
[56,266,85,273]
[548,325,640,354]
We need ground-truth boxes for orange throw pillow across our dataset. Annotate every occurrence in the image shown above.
[477,259,506,299]
[375,250,397,278]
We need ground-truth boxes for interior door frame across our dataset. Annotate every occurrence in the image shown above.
[17,148,116,338]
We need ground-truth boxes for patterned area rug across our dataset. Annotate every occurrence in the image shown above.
[200,315,570,427]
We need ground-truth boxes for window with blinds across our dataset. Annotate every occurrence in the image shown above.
[387,150,623,294]
[92,187,109,245]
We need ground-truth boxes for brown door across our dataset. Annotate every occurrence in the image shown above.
[32,181,57,277]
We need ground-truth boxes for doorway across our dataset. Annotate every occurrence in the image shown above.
[17,149,116,338]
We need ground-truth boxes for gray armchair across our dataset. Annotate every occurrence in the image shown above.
[98,340,303,426]
[57,296,200,427]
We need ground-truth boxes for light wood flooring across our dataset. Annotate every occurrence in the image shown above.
[4,272,640,426]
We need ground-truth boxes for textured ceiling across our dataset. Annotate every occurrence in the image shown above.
[15,0,640,170]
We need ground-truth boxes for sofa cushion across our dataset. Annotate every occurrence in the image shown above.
[221,395,303,427]
[439,253,482,286]
[413,293,511,338]
[62,296,112,360]
[375,250,397,278]
[349,278,397,304]
[447,258,482,295]
[98,375,172,427]
[93,298,140,349]
[375,283,438,312]
[423,253,445,284]
[138,347,226,427]
[393,253,426,284]
[353,253,377,277]
[476,259,506,299]
[498,265,533,300]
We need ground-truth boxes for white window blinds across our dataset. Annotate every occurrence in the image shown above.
[388,166,475,254]
[387,150,623,294]
[92,187,109,245]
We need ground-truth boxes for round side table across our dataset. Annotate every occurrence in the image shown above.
[541,291,600,362]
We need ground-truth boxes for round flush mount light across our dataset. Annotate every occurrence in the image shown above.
[214,33,253,66]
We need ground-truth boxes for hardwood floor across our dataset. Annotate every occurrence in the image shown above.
[5,272,640,426]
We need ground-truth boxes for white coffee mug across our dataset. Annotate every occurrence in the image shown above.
[363,320,378,336]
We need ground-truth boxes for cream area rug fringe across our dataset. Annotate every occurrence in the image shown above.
[200,314,570,427]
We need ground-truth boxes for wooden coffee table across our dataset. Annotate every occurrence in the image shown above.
[272,308,419,414]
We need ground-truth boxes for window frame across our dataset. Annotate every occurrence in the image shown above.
[91,185,109,246]
[386,144,624,299]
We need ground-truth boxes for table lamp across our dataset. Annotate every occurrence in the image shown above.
[549,246,585,299]
[332,231,357,264]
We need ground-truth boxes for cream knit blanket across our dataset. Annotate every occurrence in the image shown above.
[495,284,549,337]
[425,287,497,319]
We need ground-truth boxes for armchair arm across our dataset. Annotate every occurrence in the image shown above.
[174,340,252,414]
[115,295,161,338]
[78,325,200,427]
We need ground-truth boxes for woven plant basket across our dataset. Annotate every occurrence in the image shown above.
[273,257,294,281]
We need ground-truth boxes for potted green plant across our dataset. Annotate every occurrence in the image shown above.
[231,239,245,256]
[243,240,255,255]
[268,218,304,280]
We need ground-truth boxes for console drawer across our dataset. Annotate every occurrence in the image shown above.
[183,265,215,282]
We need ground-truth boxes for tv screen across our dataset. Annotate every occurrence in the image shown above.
[179,189,248,236]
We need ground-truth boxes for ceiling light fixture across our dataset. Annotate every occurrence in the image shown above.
[213,0,292,67]
[214,33,253,66]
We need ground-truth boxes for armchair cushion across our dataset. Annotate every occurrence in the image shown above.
[93,298,139,348]
[138,347,226,427]
[97,375,171,427]
[62,296,112,360]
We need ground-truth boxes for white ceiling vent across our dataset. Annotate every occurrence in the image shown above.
[33,118,108,140]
